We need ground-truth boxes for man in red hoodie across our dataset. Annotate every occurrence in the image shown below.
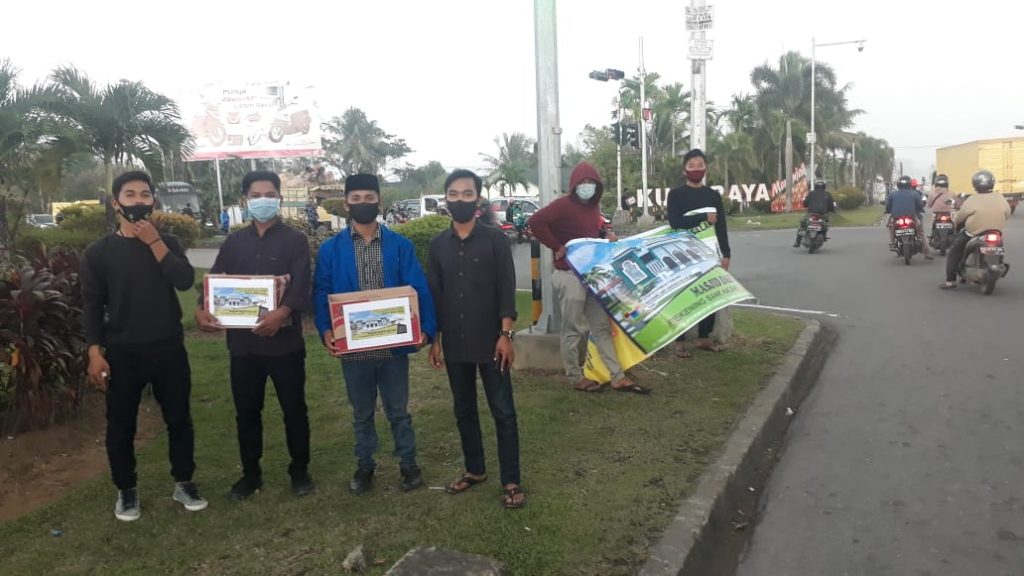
[529,162,649,394]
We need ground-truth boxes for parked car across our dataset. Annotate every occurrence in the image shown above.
[26,213,57,229]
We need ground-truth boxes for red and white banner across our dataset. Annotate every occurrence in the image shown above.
[183,81,323,161]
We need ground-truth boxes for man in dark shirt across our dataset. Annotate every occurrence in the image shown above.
[427,169,525,509]
[313,174,437,495]
[195,171,314,500]
[793,180,836,247]
[666,148,732,353]
[81,170,207,522]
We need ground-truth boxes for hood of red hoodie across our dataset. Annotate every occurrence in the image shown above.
[568,162,604,206]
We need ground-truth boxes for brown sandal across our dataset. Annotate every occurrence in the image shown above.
[445,473,487,494]
[573,379,604,393]
[502,485,527,509]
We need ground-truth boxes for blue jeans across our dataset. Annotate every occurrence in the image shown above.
[340,356,417,471]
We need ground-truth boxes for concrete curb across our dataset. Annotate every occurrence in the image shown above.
[639,318,836,576]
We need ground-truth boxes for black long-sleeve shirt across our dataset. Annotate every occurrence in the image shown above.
[666,185,732,258]
[427,222,517,364]
[202,221,311,357]
[81,232,194,347]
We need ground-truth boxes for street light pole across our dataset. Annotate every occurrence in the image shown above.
[639,37,651,222]
[533,0,561,333]
[810,37,865,184]
[689,0,707,152]
[617,90,623,212]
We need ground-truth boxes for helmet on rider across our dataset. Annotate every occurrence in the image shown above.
[896,175,913,189]
[934,174,950,188]
[910,178,919,189]
[971,170,995,193]
[813,179,827,192]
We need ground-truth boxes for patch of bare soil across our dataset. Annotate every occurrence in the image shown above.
[0,392,161,522]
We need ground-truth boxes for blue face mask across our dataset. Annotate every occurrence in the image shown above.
[248,197,281,222]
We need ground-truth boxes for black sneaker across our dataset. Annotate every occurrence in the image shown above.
[228,476,263,501]
[291,473,316,497]
[349,469,374,495]
[172,481,208,512]
[400,465,424,492]
[114,488,140,522]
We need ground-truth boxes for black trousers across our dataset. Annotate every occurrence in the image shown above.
[445,361,521,486]
[105,341,195,490]
[229,351,310,479]
[946,231,972,282]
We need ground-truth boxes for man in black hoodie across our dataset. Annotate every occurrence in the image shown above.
[81,170,207,522]
[793,179,836,247]
[666,149,732,353]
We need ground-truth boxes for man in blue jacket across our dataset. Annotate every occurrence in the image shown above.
[313,174,436,495]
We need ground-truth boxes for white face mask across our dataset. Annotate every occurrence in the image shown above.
[576,183,597,201]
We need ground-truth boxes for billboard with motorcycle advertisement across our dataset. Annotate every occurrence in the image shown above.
[184,81,322,160]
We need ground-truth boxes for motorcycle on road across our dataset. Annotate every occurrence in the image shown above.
[955,229,1010,295]
[892,216,922,265]
[798,213,828,253]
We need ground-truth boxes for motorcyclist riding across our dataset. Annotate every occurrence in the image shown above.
[886,175,932,259]
[939,170,1011,289]
[927,174,959,214]
[793,179,836,247]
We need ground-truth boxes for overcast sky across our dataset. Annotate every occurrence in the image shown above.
[4,0,1022,181]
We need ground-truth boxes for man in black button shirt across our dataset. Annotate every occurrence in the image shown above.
[427,169,526,509]
[81,170,207,522]
[195,171,314,500]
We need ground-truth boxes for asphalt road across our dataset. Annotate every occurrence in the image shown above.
[731,217,1024,576]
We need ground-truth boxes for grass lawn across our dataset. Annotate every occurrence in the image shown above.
[0,299,802,574]
[728,205,884,231]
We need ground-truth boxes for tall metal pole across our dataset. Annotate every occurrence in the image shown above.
[690,0,707,152]
[533,0,562,333]
[639,37,650,220]
[851,140,857,188]
[810,37,817,181]
[616,90,623,212]
[214,157,225,213]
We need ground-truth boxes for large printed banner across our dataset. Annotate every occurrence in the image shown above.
[569,220,754,382]
[184,81,323,161]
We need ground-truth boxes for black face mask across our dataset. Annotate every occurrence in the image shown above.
[348,203,379,224]
[118,203,153,223]
[447,200,478,223]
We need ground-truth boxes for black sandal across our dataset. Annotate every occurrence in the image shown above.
[502,485,528,509]
[445,474,487,494]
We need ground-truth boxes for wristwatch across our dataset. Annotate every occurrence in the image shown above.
[500,329,515,341]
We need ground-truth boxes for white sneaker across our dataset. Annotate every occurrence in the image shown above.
[114,488,141,522]
[172,481,208,512]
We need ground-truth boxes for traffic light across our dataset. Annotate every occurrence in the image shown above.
[589,70,610,82]
[623,123,640,149]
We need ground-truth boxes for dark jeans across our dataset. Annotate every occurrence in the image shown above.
[340,356,416,471]
[946,231,972,282]
[446,361,521,486]
[230,351,310,480]
[105,341,195,490]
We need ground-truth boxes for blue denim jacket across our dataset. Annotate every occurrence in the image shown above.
[313,226,436,355]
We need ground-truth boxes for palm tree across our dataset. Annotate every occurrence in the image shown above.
[711,130,756,195]
[321,107,412,177]
[480,132,534,196]
[395,160,447,194]
[47,66,193,198]
[653,82,689,158]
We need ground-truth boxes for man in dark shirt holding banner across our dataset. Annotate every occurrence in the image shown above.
[667,149,733,354]
[81,170,207,522]
[195,171,314,501]
[427,169,525,509]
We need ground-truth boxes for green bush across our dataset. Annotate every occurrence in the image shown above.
[58,204,108,235]
[321,198,346,217]
[728,199,741,215]
[392,214,452,269]
[16,227,102,253]
[151,211,201,250]
[833,186,866,210]
[751,200,773,213]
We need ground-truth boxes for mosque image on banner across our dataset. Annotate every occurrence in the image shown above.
[566,231,754,355]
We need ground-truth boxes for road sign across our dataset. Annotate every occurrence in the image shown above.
[688,39,714,60]
[806,132,817,144]
[685,5,714,31]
